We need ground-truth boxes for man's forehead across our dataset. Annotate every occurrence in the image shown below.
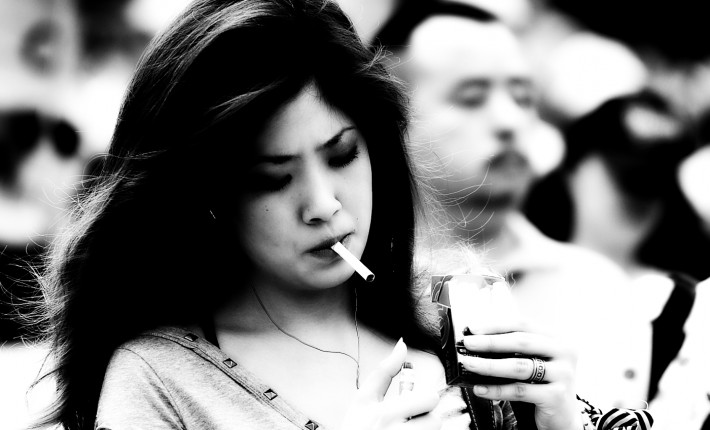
[406,15,527,74]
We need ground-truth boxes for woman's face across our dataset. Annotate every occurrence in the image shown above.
[233,84,372,291]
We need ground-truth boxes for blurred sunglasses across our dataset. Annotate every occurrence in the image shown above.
[0,109,79,184]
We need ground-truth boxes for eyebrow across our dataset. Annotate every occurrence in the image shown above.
[508,77,534,88]
[455,77,533,90]
[455,78,490,91]
[255,126,356,165]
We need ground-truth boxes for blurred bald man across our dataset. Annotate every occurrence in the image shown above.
[374,0,650,410]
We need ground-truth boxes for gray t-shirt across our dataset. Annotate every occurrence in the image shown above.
[96,326,506,430]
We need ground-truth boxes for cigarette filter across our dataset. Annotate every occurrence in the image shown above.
[331,242,375,282]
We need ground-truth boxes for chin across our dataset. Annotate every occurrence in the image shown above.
[297,268,355,291]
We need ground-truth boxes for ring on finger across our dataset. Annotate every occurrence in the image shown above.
[527,357,546,384]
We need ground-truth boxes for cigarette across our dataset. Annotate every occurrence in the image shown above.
[331,241,375,282]
[399,361,415,395]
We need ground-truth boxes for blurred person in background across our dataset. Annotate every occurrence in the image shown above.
[334,0,402,45]
[67,0,194,163]
[373,0,648,411]
[525,89,709,281]
[523,88,710,430]
[0,1,83,429]
[679,109,710,236]
[0,0,83,343]
[0,1,188,428]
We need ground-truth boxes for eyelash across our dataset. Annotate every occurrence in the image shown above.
[329,145,360,168]
[252,145,360,193]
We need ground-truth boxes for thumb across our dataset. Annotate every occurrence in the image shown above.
[358,338,407,401]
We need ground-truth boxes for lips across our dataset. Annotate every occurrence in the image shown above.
[489,150,531,172]
[307,233,350,255]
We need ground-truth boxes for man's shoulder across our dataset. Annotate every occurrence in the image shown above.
[547,238,625,273]
[507,213,628,280]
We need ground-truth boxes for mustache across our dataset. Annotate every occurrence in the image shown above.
[488,149,530,170]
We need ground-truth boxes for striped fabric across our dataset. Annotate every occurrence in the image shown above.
[578,395,654,430]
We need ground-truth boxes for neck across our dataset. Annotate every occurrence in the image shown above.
[214,277,356,340]
[570,208,659,279]
[210,277,364,392]
[570,233,644,278]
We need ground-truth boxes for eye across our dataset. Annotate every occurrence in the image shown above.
[456,96,486,108]
[510,83,535,109]
[453,88,488,108]
[328,144,359,168]
[512,91,534,109]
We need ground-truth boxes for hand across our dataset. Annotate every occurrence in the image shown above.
[460,321,581,430]
[341,338,442,430]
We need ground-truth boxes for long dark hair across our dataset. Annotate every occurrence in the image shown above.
[30,1,432,428]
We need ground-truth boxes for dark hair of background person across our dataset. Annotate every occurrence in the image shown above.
[548,0,710,64]
[523,88,710,281]
[28,1,432,428]
[73,0,152,65]
[372,0,497,50]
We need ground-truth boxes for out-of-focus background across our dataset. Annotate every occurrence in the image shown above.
[1,0,709,429]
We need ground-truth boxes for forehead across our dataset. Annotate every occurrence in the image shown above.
[255,85,352,154]
[406,15,531,82]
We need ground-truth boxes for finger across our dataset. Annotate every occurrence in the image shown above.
[381,390,440,426]
[358,338,407,401]
[462,331,570,359]
[464,319,528,336]
[472,381,568,405]
[460,356,572,384]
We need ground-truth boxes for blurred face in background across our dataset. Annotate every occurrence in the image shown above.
[0,0,79,110]
[0,0,82,244]
[399,16,537,218]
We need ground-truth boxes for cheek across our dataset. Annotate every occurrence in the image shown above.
[425,130,490,182]
[345,154,373,228]
[361,177,373,223]
[414,106,491,157]
[235,200,290,256]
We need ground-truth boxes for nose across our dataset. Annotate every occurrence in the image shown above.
[300,165,342,225]
[489,89,531,146]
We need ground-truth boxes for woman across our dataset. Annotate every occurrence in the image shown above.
[31,1,589,429]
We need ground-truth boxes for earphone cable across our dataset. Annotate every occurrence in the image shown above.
[252,286,361,389]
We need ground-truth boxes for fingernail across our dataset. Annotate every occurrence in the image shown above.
[460,356,483,369]
[474,385,489,395]
[462,335,484,349]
